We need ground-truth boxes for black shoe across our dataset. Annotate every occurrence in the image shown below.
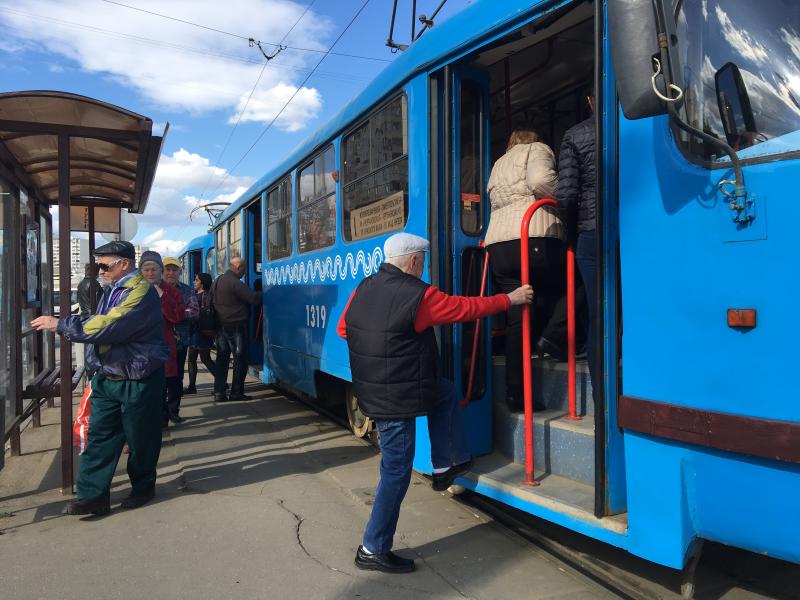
[213,394,228,403]
[431,459,473,492]
[354,546,415,573]
[120,491,154,510]
[63,496,110,516]
[182,386,197,395]
[536,337,567,361]
[227,393,253,402]
[169,414,185,424]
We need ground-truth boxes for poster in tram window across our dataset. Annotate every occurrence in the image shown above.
[25,221,40,305]
[350,191,405,241]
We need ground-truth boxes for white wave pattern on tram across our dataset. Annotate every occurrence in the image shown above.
[264,247,384,286]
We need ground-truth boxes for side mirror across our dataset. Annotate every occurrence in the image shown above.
[609,0,682,120]
[715,62,757,147]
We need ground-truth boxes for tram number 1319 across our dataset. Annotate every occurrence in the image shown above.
[305,304,327,329]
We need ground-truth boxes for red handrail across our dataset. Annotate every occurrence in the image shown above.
[519,198,579,486]
[462,242,490,408]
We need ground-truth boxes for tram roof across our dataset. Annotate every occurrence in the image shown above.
[178,233,212,257]
[213,0,546,228]
[0,90,165,214]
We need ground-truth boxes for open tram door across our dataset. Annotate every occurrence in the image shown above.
[423,1,627,521]
[245,197,264,367]
[415,64,494,475]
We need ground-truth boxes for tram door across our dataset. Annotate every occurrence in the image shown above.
[245,199,264,366]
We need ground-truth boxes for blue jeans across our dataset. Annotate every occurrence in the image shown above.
[362,378,470,554]
[576,230,597,387]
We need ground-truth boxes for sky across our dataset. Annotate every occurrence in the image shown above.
[0,0,472,256]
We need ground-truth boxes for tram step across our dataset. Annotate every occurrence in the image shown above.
[492,355,594,416]
[493,400,595,485]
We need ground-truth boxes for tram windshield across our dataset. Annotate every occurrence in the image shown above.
[674,0,800,161]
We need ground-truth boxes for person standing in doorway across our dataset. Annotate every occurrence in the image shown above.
[556,94,597,385]
[140,251,185,426]
[338,232,533,574]
[162,257,198,413]
[184,272,216,394]
[212,256,260,402]
[31,241,168,515]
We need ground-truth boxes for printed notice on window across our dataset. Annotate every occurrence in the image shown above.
[350,191,405,241]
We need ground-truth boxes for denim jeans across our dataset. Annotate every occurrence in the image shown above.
[362,378,470,554]
[576,230,597,387]
[214,321,248,396]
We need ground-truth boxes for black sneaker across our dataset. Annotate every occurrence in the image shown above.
[432,459,473,492]
[63,496,110,516]
[182,386,197,395]
[213,394,228,403]
[120,490,154,510]
[354,546,415,573]
[169,414,185,424]
[227,393,253,402]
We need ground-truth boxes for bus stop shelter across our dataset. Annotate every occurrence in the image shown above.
[0,91,164,490]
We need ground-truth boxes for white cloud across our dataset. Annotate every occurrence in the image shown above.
[140,148,255,228]
[0,0,333,130]
[715,6,768,65]
[233,83,322,131]
[139,228,190,257]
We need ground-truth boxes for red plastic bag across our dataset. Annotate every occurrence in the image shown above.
[73,383,92,454]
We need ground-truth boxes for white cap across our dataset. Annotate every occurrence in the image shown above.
[384,232,430,259]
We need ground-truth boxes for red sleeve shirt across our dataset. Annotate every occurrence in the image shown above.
[337,286,510,339]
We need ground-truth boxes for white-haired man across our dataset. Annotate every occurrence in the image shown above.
[337,232,533,573]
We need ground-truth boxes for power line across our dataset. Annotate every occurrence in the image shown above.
[99,0,391,63]
[207,0,374,201]
[195,0,317,209]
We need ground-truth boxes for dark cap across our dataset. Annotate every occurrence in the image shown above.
[93,240,135,261]
[139,250,164,270]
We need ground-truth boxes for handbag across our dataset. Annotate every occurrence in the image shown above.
[73,382,92,454]
[197,281,218,337]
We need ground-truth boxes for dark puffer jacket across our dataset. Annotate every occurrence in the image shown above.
[555,118,596,236]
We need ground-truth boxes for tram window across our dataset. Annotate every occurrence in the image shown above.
[205,248,214,275]
[343,95,409,241]
[674,0,800,162]
[297,145,336,253]
[229,213,243,259]
[460,81,483,235]
[216,226,227,272]
[266,177,292,260]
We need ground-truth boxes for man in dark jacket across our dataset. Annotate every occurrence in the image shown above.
[77,262,102,318]
[32,241,169,516]
[337,232,533,573]
[212,256,260,402]
[555,95,597,384]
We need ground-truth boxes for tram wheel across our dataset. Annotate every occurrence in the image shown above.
[345,386,372,438]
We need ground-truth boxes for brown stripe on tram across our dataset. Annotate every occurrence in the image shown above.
[618,395,800,464]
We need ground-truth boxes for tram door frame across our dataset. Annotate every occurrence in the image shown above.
[245,198,264,367]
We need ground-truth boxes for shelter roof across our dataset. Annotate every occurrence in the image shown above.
[0,90,165,213]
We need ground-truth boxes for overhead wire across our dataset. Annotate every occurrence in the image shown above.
[206,0,374,202]
[193,0,318,212]
[98,0,390,63]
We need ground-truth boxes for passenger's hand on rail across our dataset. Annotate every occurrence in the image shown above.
[507,285,533,306]
[31,316,59,332]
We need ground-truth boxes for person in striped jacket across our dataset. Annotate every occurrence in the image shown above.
[32,240,169,517]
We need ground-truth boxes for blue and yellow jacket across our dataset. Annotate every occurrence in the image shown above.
[57,270,169,380]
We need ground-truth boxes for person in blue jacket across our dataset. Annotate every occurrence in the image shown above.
[32,240,169,516]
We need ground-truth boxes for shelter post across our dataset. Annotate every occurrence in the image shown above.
[58,133,73,493]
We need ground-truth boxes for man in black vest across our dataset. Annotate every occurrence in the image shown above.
[338,232,533,573]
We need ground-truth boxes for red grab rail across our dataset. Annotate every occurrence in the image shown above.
[519,198,579,486]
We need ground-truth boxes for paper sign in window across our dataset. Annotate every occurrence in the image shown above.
[350,191,405,241]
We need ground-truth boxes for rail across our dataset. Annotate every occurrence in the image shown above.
[519,198,580,486]
[462,241,490,407]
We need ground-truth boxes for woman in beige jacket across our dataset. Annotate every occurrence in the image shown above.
[485,130,566,411]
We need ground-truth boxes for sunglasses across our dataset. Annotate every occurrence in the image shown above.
[97,259,122,272]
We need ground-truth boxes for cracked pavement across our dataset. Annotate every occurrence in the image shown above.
[0,373,616,600]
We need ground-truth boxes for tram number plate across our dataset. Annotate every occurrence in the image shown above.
[305,304,327,329]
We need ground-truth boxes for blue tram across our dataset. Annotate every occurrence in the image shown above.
[209,0,800,571]
[177,233,215,286]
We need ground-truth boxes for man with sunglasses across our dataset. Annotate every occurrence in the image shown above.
[32,240,169,516]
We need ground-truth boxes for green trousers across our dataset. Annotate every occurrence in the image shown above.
[76,367,165,500]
